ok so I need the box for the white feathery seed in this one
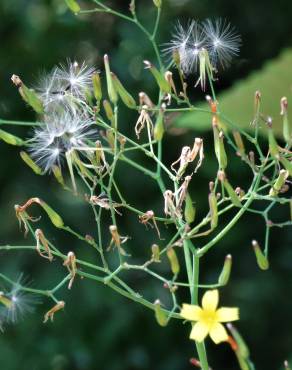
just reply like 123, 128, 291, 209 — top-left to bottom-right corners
203, 18, 241, 69
164, 18, 241, 74
162, 21, 194, 69
36, 60, 95, 113
30, 111, 96, 172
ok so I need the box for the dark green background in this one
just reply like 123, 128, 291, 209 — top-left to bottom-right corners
0, 0, 292, 369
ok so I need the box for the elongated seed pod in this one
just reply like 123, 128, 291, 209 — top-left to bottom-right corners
154, 300, 168, 326
252, 240, 269, 270
167, 248, 180, 275
218, 254, 232, 286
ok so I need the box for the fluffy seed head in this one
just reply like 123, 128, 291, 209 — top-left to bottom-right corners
164, 18, 241, 74
30, 111, 96, 172
203, 18, 241, 69
0, 276, 39, 325
36, 60, 95, 113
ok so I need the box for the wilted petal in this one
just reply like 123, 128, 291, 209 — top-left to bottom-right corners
209, 322, 228, 344
181, 304, 203, 321
190, 322, 209, 342
202, 289, 218, 312
216, 307, 239, 322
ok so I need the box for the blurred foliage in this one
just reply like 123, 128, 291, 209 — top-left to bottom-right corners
0, 0, 292, 370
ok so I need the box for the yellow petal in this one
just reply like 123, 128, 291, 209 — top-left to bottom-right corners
190, 322, 209, 342
209, 323, 229, 344
181, 304, 203, 321
216, 307, 239, 322
202, 289, 219, 311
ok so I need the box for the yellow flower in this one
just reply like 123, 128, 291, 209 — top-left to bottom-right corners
180, 289, 239, 344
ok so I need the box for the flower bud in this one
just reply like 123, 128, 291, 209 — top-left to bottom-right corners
11, 74, 44, 114
208, 182, 218, 229
36, 199, 64, 228
64, 0, 80, 13
184, 192, 196, 224
154, 300, 168, 326
218, 254, 232, 286
218, 171, 241, 207
104, 54, 118, 104
213, 120, 227, 169
284, 361, 291, 370
167, 248, 180, 275
106, 129, 115, 151
20, 151, 42, 175
154, 104, 165, 141
269, 169, 289, 196
103, 99, 114, 122
252, 240, 269, 270
153, 0, 162, 8
143, 60, 171, 93
0, 128, 24, 146
266, 117, 279, 159
280, 97, 291, 145
151, 244, 160, 263
232, 130, 245, 158
92, 72, 102, 102
111, 72, 136, 109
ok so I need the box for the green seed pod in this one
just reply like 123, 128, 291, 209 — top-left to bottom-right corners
106, 129, 115, 151
213, 122, 227, 169
280, 156, 292, 177
11, 75, 44, 114
0, 129, 24, 146
167, 248, 180, 275
52, 165, 65, 186
153, 105, 165, 141
218, 254, 232, 286
103, 99, 114, 122
143, 60, 171, 94
64, 0, 80, 13
104, 54, 118, 104
184, 192, 196, 224
218, 171, 241, 207
39, 199, 64, 228
154, 300, 168, 327
227, 323, 250, 359
252, 240, 269, 270
111, 73, 136, 109
266, 118, 279, 159
208, 183, 218, 229
280, 97, 291, 145
232, 130, 245, 158
153, 0, 162, 8
92, 72, 102, 102
151, 244, 160, 263
269, 169, 289, 196
20, 151, 42, 175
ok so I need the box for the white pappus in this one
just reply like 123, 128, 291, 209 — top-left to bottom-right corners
36, 60, 95, 113
30, 111, 97, 172
164, 18, 241, 74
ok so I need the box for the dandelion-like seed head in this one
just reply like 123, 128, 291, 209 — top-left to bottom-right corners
162, 20, 194, 69
30, 111, 96, 172
0, 276, 39, 326
37, 60, 95, 113
203, 18, 241, 69
164, 18, 241, 76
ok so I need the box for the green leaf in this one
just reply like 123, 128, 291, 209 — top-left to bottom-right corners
174, 49, 292, 138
